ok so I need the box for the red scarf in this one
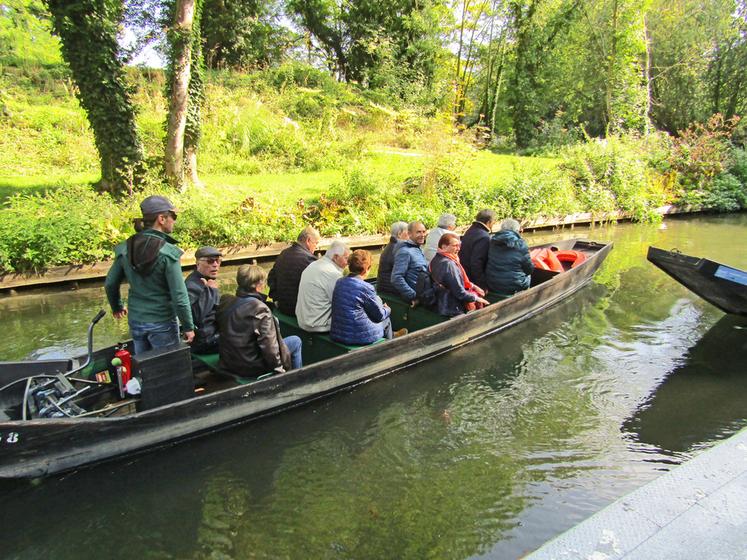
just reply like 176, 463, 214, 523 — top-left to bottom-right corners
436, 250, 472, 289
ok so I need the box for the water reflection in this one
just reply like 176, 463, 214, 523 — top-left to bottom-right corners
623, 314, 747, 454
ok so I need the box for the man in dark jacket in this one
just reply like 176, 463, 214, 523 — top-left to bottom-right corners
217, 264, 302, 377
459, 209, 496, 292
391, 221, 428, 304
485, 218, 534, 297
268, 226, 320, 315
105, 195, 194, 354
376, 221, 409, 295
185, 246, 222, 354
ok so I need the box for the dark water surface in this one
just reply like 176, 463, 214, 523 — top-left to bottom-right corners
1, 214, 746, 559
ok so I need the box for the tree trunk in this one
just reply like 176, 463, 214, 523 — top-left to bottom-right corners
165, 0, 195, 191
44, 0, 144, 195
491, 26, 508, 134
643, 14, 652, 136
184, 0, 205, 189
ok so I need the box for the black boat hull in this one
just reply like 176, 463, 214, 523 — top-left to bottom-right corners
647, 246, 747, 316
0, 239, 612, 478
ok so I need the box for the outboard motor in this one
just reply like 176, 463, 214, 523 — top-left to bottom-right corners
27, 373, 88, 418
16, 310, 106, 420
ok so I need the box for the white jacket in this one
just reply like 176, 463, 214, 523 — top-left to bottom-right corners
295, 255, 344, 332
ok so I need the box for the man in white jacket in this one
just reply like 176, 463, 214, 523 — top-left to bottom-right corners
296, 240, 351, 332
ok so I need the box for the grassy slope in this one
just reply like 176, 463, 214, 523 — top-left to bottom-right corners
0, 61, 558, 209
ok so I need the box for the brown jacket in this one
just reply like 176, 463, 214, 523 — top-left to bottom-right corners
217, 291, 290, 377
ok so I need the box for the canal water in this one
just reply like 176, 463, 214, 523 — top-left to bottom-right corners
0, 213, 746, 559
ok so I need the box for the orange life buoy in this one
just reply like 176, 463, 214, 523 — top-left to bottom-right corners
555, 250, 586, 268
530, 248, 564, 273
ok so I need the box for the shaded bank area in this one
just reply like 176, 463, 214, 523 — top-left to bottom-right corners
0, 215, 746, 559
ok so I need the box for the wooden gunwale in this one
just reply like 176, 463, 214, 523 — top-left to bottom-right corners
0, 239, 612, 478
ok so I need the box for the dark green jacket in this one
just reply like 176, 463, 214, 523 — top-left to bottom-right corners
104, 229, 194, 331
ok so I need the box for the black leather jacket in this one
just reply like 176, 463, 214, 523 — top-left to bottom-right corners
216, 291, 289, 377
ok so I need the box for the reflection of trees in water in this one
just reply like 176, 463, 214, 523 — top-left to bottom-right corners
0, 286, 130, 361
194, 470, 250, 560
624, 314, 747, 455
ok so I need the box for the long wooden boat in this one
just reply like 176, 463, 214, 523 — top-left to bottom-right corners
0, 238, 612, 479
647, 246, 747, 316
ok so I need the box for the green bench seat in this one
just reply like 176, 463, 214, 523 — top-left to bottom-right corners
273, 309, 386, 365
192, 353, 270, 384
377, 292, 446, 332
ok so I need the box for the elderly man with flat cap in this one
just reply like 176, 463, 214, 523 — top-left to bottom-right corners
105, 195, 195, 354
185, 246, 222, 354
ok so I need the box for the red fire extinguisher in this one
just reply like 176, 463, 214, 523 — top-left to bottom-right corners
112, 346, 132, 398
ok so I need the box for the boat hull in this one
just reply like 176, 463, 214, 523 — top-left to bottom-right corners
0, 239, 612, 479
647, 246, 747, 316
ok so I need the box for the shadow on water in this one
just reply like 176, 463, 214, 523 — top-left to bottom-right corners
0, 285, 608, 560
623, 313, 747, 455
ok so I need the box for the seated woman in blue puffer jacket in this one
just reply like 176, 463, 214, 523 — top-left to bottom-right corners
331, 250, 402, 345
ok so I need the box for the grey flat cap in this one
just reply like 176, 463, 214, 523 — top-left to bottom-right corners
140, 195, 177, 216
195, 246, 223, 259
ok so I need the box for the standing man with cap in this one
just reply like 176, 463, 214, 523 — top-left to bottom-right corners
185, 246, 222, 354
105, 195, 195, 354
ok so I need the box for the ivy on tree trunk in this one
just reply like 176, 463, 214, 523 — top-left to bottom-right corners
44, 0, 145, 195
184, 0, 205, 187
164, 0, 195, 191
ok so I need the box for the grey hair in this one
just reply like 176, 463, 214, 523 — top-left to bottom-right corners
297, 225, 321, 244
325, 239, 349, 259
408, 221, 424, 234
500, 218, 521, 233
389, 221, 408, 237
236, 264, 267, 292
475, 209, 496, 225
437, 213, 457, 228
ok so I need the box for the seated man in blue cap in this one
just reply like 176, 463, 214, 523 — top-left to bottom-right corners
105, 195, 195, 354
185, 246, 222, 354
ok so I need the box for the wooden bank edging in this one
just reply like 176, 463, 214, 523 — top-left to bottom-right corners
0, 205, 686, 293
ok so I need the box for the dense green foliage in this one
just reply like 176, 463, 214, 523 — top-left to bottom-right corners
42, 0, 145, 193
286, 0, 446, 98
0, 185, 128, 272
200, 0, 288, 69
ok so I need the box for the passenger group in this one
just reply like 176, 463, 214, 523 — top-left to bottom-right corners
105, 196, 534, 381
